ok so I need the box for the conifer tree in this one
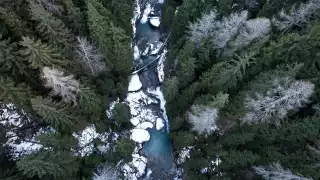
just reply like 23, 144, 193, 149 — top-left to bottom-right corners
200, 51, 256, 93
164, 76, 179, 102
19, 37, 64, 69
36, 132, 77, 150
93, 163, 120, 180
17, 150, 78, 179
0, 38, 29, 78
0, 7, 29, 37
30, 96, 76, 129
75, 36, 105, 76
28, 0, 74, 49
253, 163, 312, 180
0, 76, 31, 107
242, 77, 314, 125
87, 0, 131, 75
220, 150, 259, 169
272, 0, 320, 31
41, 67, 79, 104
78, 86, 101, 116
187, 92, 229, 135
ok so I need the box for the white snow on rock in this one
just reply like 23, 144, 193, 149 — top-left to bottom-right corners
73, 125, 98, 156
128, 74, 142, 92
137, 121, 154, 129
72, 124, 115, 156
122, 153, 148, 179
156, 118, 164, 130
130, 117, 140, 126
126, 91, 157, 116
176, 146, 193, 165
201, 155, 222, 174
141, 4, 153, 24
157, 49, 167, 83
106, 98, 119, 118
150, 42, 163, 55
131, 129, 150, 143
142, 44, 150, 56
148, 87, 169, 131
0, 105, 51, 159
134, 45, 140, 60
132, 0, 141, 37
158, 0, 164, 3
149, 17, 161, 27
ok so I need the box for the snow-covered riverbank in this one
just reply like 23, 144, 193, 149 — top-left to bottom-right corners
121, 0, 174, 178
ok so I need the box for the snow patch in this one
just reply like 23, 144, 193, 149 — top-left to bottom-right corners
150, 42, 163, 55
106, 98, 119, 118
156, 118, 164, 130
72, 125, 115, 156
0, 105, 51, 159
132, 0, 141, 37
176, 146, 193, 165
141, 4, 153, 24
149, 17, 161, 27
131, 129, 150, 143
134, 45, 140, 60
122, 153, 148, 179
158, 0, 164, 3
73, 125, 98, 156
128, 74, 142, 92
130, 117, 140, 126
147, 87, 169, 131
137, 122, 154, 129
157, 49, 167, 83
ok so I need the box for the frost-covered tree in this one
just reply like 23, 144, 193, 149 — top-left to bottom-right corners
242, 77, 314, 125
40, 0, 63, 16
224, 18, 271, 56
188, 10, 270, 56
253, 163, 312, 180
187, 92, 229, 135
41, 67, 79, 104
272, 0, 320, 31
75, 36, 105, 76
213, 10, 248, 49
188, 10, 248, 48
93, 163, 120, 180
188, 10, 218, 45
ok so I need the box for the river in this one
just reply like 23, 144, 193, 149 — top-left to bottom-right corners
123, 0, 174, 179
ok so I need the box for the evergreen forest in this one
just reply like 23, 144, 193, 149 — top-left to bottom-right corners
1, 0, 320, 179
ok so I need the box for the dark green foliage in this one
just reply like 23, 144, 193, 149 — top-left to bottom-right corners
221, 132, 255, 147
31, 96, 76, 130
19, 37, 64, 69
112, 103, 131, 127
78, 86, 102, 120
36, 132, 77, 150
16, 150, 78, 179
0, 6, 30, 37
0, 0, 132, 179
0, 76, 31, 106
200, 51, 256, 93
0, 38, 29, 78
220, 150, 260, 169
170, 131, 196, 150
28, 0, 75, 50
164, 76, 179, 102
115, 139, 135, 162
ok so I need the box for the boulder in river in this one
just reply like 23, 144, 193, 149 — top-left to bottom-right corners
149, 17, 160, 27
